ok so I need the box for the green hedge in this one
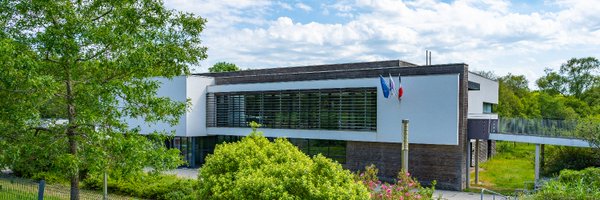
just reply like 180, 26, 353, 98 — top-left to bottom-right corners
528, 167, 600, 200
82, 173, 196, 200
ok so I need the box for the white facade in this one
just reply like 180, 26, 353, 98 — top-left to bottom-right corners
133, 74, 463, 145
467, 72, 499, 118
125, 76, 214, 137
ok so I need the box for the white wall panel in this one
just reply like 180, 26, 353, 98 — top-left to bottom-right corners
468, 72, 499, 114
125, 76, 187, 136
186, 76, 215, 136
206, 74, 460, 145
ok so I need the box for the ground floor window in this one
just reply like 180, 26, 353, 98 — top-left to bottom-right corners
166, 136, 346, 167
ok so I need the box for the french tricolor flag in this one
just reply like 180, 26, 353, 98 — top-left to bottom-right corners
398, 73, 404, 99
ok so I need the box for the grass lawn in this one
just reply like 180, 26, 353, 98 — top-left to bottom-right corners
470, 141, 536, 194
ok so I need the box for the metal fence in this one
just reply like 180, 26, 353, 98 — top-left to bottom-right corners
0, 175, 135, 200
497, 118, 581, 139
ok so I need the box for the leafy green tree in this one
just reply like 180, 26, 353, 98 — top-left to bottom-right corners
208, 61, 240, 72
496, 74, 531, 117
559, 57, 600, 98
198, 122, 369, 199
0, 1, 206, 199
536, 68, 567, 96
537, 57, 599, 98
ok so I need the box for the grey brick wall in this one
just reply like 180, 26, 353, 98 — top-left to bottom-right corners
344, 142, 466, 190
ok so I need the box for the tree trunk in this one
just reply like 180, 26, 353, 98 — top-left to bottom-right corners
66, 76, 80, 200
68, 131, 79, 200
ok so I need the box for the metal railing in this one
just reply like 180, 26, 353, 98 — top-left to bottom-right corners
0, 174, 134, 200
496, 118, 582, 139
480, 188, 512, 200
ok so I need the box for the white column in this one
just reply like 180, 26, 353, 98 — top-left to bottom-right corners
535, 143, 540, 182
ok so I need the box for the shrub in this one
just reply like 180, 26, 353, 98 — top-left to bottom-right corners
527, 167, 600, 200
355, 164, 437, 200
197, 122, 369, 199
542, 146, 600, 176
82, 172, 196, 200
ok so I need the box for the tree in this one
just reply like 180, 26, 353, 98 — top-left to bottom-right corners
559, 57, 600, 98
536, 68, 567, 96
537, 57, 600, 97
198, 122, 369, 199
0, 1, 207, 199
208, 61, 240, 72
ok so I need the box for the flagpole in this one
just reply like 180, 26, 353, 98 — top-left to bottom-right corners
402, 119, 409, 172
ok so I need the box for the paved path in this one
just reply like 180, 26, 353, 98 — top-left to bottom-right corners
435, 190, 505, 200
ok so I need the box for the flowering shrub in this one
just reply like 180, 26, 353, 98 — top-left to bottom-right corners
198, 122, 369, 199
356, 164, 437, 200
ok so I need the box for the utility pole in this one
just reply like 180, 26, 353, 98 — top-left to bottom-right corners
402, 119, 409, 172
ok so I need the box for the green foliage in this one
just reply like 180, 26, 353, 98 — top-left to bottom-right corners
209, 62, 240, 72
355, 165, 437, 200
82, 172, 196, 200
527, 167, 600, 200
198, 126, 369, 199
575, 115, 600, 150
543, 146, 600, 176
0, 0, 207, 198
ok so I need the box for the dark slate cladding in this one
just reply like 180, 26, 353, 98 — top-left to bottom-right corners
196, 60, 466, 85
196, 60, 415, 78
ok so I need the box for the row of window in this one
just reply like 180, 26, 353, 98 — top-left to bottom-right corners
206, 88, 377, 131
165, 136, 347, 166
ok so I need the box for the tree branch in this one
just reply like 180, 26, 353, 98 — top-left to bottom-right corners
91, 6, 113, 22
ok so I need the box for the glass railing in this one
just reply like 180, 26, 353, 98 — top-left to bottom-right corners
496, 118, 581, 139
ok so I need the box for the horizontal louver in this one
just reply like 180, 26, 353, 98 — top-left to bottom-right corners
206, 88, 377, 131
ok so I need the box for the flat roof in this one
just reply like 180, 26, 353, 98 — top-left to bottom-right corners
194, 60, 468, 85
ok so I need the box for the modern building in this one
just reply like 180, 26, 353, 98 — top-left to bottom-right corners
126, 60, 499, 190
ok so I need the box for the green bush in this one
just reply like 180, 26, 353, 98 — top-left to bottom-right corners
527, 167, 600, 200
198, 122, 369, 199
82, 172, 196, 200
542, 146, 600, 176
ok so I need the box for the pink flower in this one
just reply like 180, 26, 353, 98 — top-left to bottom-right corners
360, 173, 364, 177
416, 194, 422, 199
386, 188, 392, 195
408, 182, 414, 187
405, 192, 410, 196
405, 172, 410, 177
399, 196, 404, 200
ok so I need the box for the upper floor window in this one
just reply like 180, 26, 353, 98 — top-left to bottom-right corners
206, 87, 377, 131
483, 102, 493, 114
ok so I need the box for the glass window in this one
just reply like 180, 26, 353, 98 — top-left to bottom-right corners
207, 88, 376, 131
483, 103, 493, 113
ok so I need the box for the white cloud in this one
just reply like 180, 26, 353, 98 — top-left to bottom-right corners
164, 0, 600, 85
295, 3, 312, 12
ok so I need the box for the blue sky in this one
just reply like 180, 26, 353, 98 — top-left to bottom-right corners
165, 0, 600, 86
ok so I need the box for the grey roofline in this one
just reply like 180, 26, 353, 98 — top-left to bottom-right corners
194, 60, 418, 77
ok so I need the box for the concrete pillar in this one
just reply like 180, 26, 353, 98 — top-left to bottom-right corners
475, 139, 480, 184
466, 140, 471, 189
535, 144, 540, 182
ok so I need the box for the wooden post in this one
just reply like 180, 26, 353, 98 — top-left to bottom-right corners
475, 139, 480, 184
402, 119, 409, 172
